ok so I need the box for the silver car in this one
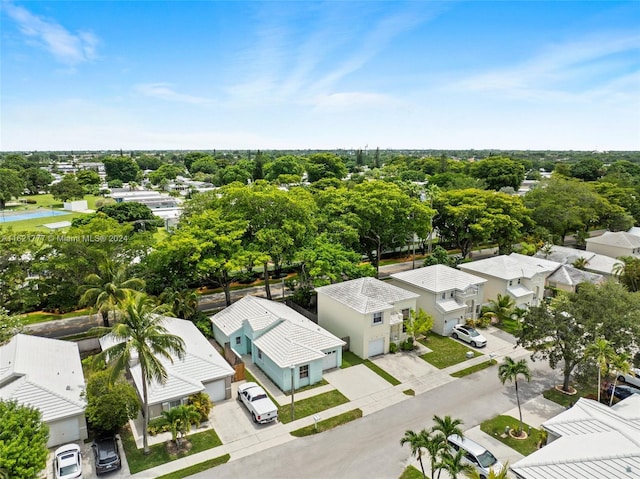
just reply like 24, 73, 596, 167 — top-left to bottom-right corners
451, 324, 487, 348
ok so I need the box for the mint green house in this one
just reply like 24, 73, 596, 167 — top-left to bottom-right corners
211, 296, 344, 392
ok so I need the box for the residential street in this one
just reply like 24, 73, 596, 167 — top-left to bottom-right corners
190, 356, 559, 479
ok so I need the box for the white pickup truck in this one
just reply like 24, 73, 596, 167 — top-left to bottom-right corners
237, 382, 279, 424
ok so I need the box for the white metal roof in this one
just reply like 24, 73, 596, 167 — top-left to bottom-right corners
586, 231, 640, 249
390, 264, 486, 293
511, 396, 640, 479
100, 316, 234, 406
0, 335, 86, 422
315, 277, 419, 314
460, 254, 560, 280
546, 265, 604, 287
534, 246, 622, 275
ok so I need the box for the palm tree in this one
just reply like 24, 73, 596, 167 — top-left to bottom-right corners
585, 337, 615, 402
571, 257, 589, 270
613, 256, 640, 292
79, 257, 145, 327
431, 414, 465, 441
435, 449, 474, 479
482, 294, 516, 326
464, 462, 510, 479
159, 288, 199, 320
161, 407, 183, 446
176, 404, 200, 441
400, 429, 429, 479
498, 357, 531, 437
608, 352, 632, 406
423, 432, 447, 479
98, 292, 185, 454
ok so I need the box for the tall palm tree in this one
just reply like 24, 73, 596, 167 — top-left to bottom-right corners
159, 288, 199, 320
431, 414, 465, 441
400, 429, 429, 479
423, 432, 447, 479
98, 292, 185, 454
585, 337, 615, 402
498, 357, 531, 437
464, 462, 510, 479
609, 352, 632, 406
79, 257, 145, 327
435, 449, 474, 479
482, 294, 516, 326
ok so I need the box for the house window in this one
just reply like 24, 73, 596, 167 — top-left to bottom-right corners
257, 349, 263, 360
373, 312, 383, 325
299, 365, 309, 379
450, 291, 454, 298
235, 336, 241, 345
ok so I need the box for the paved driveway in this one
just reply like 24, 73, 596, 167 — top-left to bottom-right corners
369, 350, 438, 383
324, 364, 392, 400
46, 436, 130, 479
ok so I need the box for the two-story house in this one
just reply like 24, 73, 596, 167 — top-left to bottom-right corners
389, 264, 487, 336
315, 277, 419, 359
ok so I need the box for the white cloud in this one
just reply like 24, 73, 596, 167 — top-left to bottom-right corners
3, 1, 98, 65
134, 83, 212, 105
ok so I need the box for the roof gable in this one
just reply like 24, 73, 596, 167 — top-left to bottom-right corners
315, 277, 418, 313
391, 264, 486, 292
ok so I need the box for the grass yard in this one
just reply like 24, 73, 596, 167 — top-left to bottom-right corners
480, 415, 543, 456
22, 309, 91, 325
495, 318, 522, 336
450, 359, 497, 378
284, 379, 329, 396
341, 350, 365, 368
542, 384, 598, 408
155, 454, 230, 479
403, 389, 415, 396
289, 409, 362, 437
121, 426, 223, 474
398, 465, 424, 479
279, 390, 349, 424
419, 333, 482, 369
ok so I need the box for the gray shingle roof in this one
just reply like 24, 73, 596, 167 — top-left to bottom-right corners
315, 277, 419, 313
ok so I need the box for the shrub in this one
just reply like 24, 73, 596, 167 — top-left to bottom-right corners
401, 338, 415, 351
188, 392, 213, 423
147, 416, 170, 436
389, 342, 398, 354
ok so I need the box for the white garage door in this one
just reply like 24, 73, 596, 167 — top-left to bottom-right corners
48, 418, 80, 448
204, 379, 227, 402
368, 338, 385, 358
323, 350, 338, 370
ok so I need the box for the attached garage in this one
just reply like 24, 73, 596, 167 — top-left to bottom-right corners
47, 416, 85, 448
204, 379, 227, 403
322, 350, 339, 370
368, 338, 385, 358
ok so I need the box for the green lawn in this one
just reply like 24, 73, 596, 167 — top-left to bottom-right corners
290, 409, 362, 437
543, 384, 597, 408
480, 415, 543, 456
450, 359, 497, 378
341, 350, 365, 368
22, 308, 91, 325
495, 318, 522, 336
284, 379, 329, 396
419, 333, 482, 369
398, 465, 424, 479
403, 389, 415, 396
155, 454, 230, 479
279, 390, 349, 424
121, 426, 223, 474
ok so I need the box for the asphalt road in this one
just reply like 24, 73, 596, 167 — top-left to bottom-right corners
190, 358, 559, 479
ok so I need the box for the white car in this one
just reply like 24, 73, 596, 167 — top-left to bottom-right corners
451, 324, 487, 348
618, 368, 640, 389
53, 443, 83, 479
237, 382, 279, 424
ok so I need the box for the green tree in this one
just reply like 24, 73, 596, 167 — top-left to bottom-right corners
79, 257, 146, 327
431, 414, 465, 442
135, 155, 163, 171
585, 337, 615, 402
404, 309, 434, 344
570, 158, 604, 181
84, 369, 140, 435
423, 246, 457, 267
435, 449, 474, 479
148, 163, 185, 185
0, 400, 49, 479
482, 294, 516, 326
264, 155, 306, 183
97, 202, 161, 232
21, 167, 54, 195
498, 356, 531, 437
97, 293, 186, 453
50, 174, 85, 201
613, 256, 640, 292
103, 156, 140, 183
0, 308, 23, 346
469, 157, 525, 191
400, 429, 429, 479
76, 169, 101, 191
464, 463, 510, 479
305, 152, 348, 183
608, 352, 632, 406
159, 288, 199, 321
0, 168, 25, 208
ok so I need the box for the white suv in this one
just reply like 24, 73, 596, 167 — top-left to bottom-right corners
451, 324, 487, 348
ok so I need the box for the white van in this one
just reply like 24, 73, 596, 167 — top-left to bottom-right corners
447, 434, 503, 479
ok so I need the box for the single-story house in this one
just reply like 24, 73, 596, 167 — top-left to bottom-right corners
458, 253, 560, 309
0, 334, 87, 447
534, 245, 622, 277
315, 277, 419, 359
389, 264, 487, 336
511, 395, 640, 479
99, 316, 234, 419
585, 231, 640, 259
211, 296, 344, 392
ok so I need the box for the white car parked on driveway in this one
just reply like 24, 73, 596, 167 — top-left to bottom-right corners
237, 382, 279, 424
53, 443, 83, 479
451, 324, 487, 348
618, 367, 640, 389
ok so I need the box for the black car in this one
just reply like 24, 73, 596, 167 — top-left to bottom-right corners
92, 437, 121, 475
607, 384, 640, 401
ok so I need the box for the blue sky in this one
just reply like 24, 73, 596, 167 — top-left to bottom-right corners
1, 1, 639, 151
